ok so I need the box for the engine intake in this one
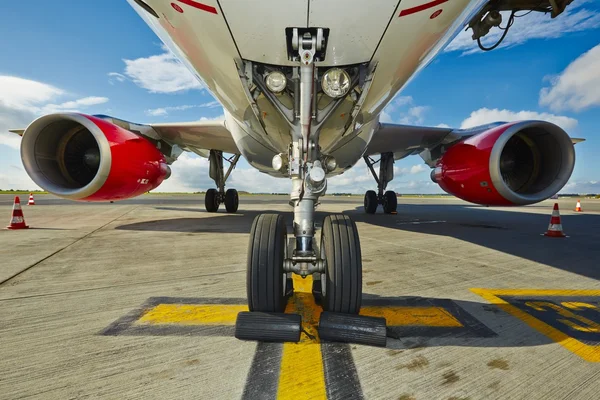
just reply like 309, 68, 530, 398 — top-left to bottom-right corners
21, 113, 170, 201
433, 121, 575, 205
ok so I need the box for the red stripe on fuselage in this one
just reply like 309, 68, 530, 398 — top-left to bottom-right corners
399, 0, 448, 17
177, 0, 218, 14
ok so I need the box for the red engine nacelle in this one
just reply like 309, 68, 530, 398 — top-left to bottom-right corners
21, 113, 170, 201
433, 121, 575, 205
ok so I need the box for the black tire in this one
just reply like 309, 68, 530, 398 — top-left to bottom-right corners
247, 214, 288, 312
205, 188, 219, 212
364, 190, 378, 214
224, 188, 239, 213
285, 274, 294, 298
312, 274, 323, 305
383, 190, 397, 214
320, 214, 362, 314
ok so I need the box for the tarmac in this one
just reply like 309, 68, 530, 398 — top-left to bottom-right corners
1, 194, 600, 400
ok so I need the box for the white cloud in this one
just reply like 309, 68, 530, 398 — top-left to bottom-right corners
539, 44, 600, 112
229, 168, 290, 193
155, 152, 212, 192
40, 96, 109, 114
387, 96, 413, 110
145, 101, 221, 117
561, 180, 600, 194
399, 106, 429, 125
147, 108, 168, 117
394, 164, 429, 176
0, 75, 109, 150
156, 152, 289, 193
0, 76, 64, 111
0, 106, 34, 149
116, 48, 203, 94
381, 96, 430, 125
460, 108, 578, 132
379, 109, 394, 123
447, 7, 600, 55
0, 164, 39, 191
435, 123, 451, 128
108, 72, 126, 84
324, 161, 434, 194
410, 164, 427, 174
328, 164, 373, 193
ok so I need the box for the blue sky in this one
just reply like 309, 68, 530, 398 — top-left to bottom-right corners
1, 1, 599, 194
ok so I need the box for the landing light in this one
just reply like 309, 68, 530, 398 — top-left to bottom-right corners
272, 153, 288, 172
321, 68, 350, 99
265, 71, 287, 93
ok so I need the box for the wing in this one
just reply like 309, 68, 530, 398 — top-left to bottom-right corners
365, 123, 454, 159
366, 122, 584, 161
92, 115, 238, 157
150, 120, 238, 155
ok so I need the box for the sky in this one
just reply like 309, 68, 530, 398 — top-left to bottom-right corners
0, 1, 599, 194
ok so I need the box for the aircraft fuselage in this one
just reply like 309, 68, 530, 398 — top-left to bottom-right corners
130, 0, 486, 175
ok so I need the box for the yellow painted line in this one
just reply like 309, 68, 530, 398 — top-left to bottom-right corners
360, 306, 463, 327
138, 304, 248, 325
292, 274, 313, 293
471, 288, 600, 362
278, 275, 326, 400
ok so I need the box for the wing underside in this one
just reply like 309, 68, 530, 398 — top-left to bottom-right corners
150, 120, 238, 155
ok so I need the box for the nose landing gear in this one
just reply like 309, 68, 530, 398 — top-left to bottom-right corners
236, 28, 389, 347
244, 27, 363, 316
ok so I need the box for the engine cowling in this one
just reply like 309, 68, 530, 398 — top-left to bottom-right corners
433, 121, 575, 205
21, 113, 170, 201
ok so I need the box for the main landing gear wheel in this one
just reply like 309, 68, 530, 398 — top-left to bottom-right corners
205, 188, 219, 212
247, 214, 289, 312
364, 190, 378, 214
224, 188, 239, 213
383, 190, 397, 214
319, 214, 362, 314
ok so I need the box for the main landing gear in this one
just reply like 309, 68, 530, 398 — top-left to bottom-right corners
363, 152, 397, 214
204, 150, 241, 213
244, 27, 362, 315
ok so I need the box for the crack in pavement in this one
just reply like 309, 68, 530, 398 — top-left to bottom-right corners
0, 206, 140, 288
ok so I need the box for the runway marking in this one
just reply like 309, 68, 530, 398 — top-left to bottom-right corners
139, 304, 247, 325
277, 276, 327, 399
102, 287, 495, 399
361, 306, 462, 327
472, 288, 600, 362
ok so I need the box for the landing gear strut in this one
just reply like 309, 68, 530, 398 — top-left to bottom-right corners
204, 150, 240, 213
245, 27, 362, 314
363, 152, 397, 214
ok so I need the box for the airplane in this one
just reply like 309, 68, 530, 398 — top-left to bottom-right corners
12, 0, 581, 315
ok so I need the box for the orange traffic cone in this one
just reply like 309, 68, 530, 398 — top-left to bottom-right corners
6, 196, 29, 230
28, 193, 35, 206
574, 199, 582, 212
543, 203, 565, 238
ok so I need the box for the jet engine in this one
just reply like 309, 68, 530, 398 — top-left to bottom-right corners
20, 113, 170, 201
432, 121, 575, 205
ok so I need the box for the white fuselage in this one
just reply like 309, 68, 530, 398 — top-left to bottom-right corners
130, 0, 486, 175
